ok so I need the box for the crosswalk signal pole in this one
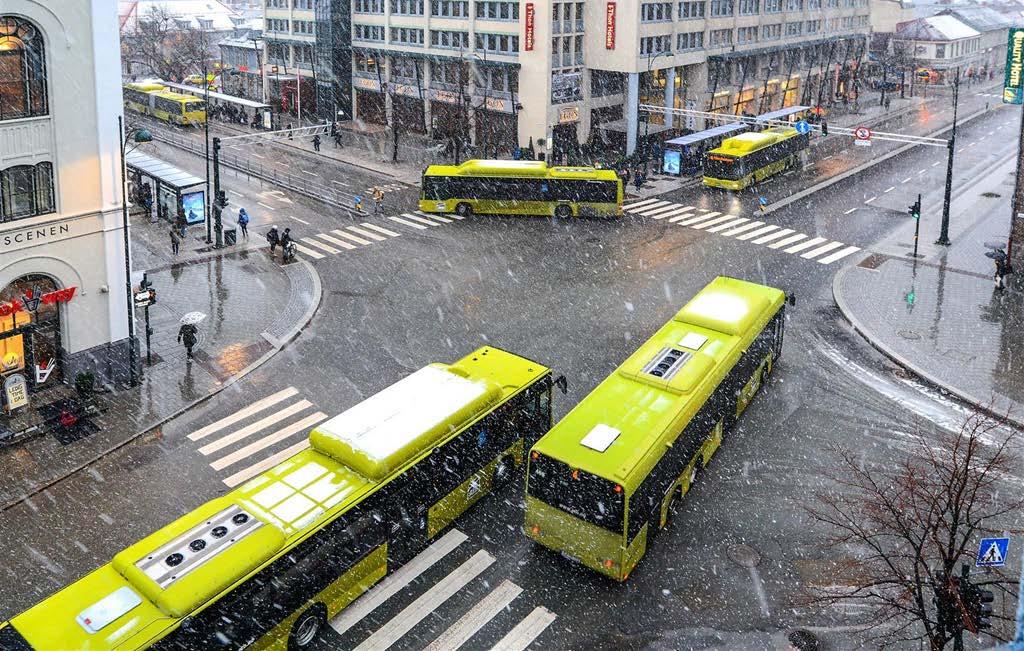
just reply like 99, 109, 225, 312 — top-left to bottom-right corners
212, 137, 223, 248
910, 194, 922, 258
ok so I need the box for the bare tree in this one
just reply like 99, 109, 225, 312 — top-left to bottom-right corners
122, 6, 210, 82
804, 408, 1023, 649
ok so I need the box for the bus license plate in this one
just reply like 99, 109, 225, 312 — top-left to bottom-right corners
436, 202, 445, 211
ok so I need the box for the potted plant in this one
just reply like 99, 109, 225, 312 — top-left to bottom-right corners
74, 371, 95, 399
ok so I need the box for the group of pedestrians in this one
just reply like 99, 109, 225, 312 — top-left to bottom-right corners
619, 167, 646, 193
354, 187, 387, 215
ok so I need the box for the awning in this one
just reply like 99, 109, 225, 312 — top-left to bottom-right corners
598, 118, 674, 135
125, 151, 205, 191
665, 122, 746, 147
755, 105, 810, 123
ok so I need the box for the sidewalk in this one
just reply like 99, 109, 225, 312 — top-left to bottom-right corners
0, 213, 322, 510
833, 151, 1024, 427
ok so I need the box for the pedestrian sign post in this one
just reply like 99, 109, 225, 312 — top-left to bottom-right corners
794, 120, 811, 135
976, 537, 1009, 567
854, 126, 872, 146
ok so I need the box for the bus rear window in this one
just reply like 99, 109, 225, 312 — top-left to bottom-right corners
528, 453, 623, 533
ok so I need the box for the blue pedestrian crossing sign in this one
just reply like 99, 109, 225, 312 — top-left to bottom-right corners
976, 537, 1009, 567
795, 120, 812, 135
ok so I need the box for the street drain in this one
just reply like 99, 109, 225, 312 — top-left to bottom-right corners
727, 543, 761, 568
898, 329, 922, 340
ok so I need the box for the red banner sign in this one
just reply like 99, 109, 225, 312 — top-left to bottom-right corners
605, 2, 616, 50
0, 286, 77, 317
525, 3, 535, 51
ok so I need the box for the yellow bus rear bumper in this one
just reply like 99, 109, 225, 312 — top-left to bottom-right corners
524, 496, 626, 580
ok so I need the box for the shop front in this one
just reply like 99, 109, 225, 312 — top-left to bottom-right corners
125, 151, 206, 227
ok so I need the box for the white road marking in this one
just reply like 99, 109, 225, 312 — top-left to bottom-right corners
301, 237, 340, 254
423, 580, 523, 651
346, 226, 387, 241
865, 196, 877, 204
631, 201, 674, 216
252, 153, 264, 159
198, 400, 314, 455
388, 216, 428, 230
690, 214, 737, 230
258, 201, 276, 210
332, 179, 351, 187
302, 170, 318, 176
315, 233, 357, 250
883, 186, 895, 193
223, 439, 310, 487
843, 208, 857, 215
228, 189, 244, 197
287, 215, 310, 225
706, 217, 749, 233
623, 198, 662, 210
968, 141, 977, 147
768, 233, 807, 249
751, 228, 793, 244
676, 211, 720, 226
490, 607, 558, 651
817, 245, 861, 264
332, 229, 372, 245
331, 530, 468, 635
720, 221, 764, 237
210, 412, 327, 471
784, 236, 827, 254
294, 244, 325, 259
400, 213, 439, 227
918, 169, 927, 175
901, 177, 912, 183
644, 204, 690, 218
736, 224, 779, 241
416, 211, 453, 224
362, 222, 401, 237
353, 550, 495, 651
800, 240, 845, 259
667, 212, 695, 223
958, 147, 966, 153
932, 161, 941, 166
654, 207, 691, 221
188, 387, 299, 441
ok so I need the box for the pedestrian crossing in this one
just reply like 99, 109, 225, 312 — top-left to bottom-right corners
623, 198, 862, 265
286, 211, 456, 261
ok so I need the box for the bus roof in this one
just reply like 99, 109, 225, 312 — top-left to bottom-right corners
8, 346, 548, 649
423, 159, 618, 181
709, 126, 798, 156
531, 277, 784, 490
124, 82, 165, 92
151, 90, 200, 103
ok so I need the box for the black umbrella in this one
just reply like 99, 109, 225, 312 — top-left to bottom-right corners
984, 240, 1008, 251
985, 250, 1007, 261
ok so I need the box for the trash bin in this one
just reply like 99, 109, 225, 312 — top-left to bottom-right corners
224, 228, 237, 246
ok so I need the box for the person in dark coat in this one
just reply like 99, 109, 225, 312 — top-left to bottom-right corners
280, 227, 292, 250
313, 134, 321, 152
177, 323, 198, 359
266, 225, 280, 254
237, 208, 250, 238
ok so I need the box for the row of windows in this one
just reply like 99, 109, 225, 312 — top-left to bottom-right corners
1, 163, 54, 222
264, 19, 315, 37
354, 24, 385, 41
391, 27, 424, 45
268, 0, 313, 7
653, 0, 863, 19
475, 32, 519, 55
391, 0, 424, 14
642, 2, 673, 22
640, 35, 672, 56
354, 0, 384, 12
677, 31, 703, 50
639, 19, 866, 54
265, 18, 288, 32
431, 29, 469, 49
422, 177, 619, 203
478, 1, 519, 20
364, 0, 518, 17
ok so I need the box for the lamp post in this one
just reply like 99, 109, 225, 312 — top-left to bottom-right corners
937, 66, 959, 246
643, 49, 672, 164
117, 116, 152, 388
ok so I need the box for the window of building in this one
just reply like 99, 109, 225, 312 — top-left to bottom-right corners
764, 0, 782, 12
475, 1, 519, 20
391, 0, 425, 14
390, 27, 424, 45
786, 0, 802, 10
761, 23, 781, 40
430, 29, 469, 48
431, 0, 469, 17
639, 35, 671, 55
805, 19, 820, 32
392, 57, 422, 79
737, 26, 757, 43
0, 17, 48, 121
807, 0, 820, 8
641, 2, 672, 21
267, 0, 287, 7
676, 31, 703, 50
354, 0, 385, 12
840, 15, 852, 28
431, 59, 465, 84
738, 0, 759, 15
574, 34, 583, 64
293, 20, 315, 35
294, 45, 314, 65
826, 16, 838, 30
709, 0, 734, 16
293, 0, 314, 8
353, 51, 378, 73
266, 18, 289, 32
709, 28, 732, 46
267, 41, 289, 64
825, 0, 838, 7
1, 163, 54, 221
353, 24, 385, 41
678, 1, 706, 18
785, 21, 802, 36
475, 32, 519, 54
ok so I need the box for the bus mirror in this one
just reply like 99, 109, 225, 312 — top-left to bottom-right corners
787, 292, 796, 306
554, 375, 568, 394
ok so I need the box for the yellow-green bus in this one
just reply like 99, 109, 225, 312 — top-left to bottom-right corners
419, 159, 623, 218
702, 127, 808, 190
524, 277, 791, 581
123, 82, 207, 127
0, 346, 560, 650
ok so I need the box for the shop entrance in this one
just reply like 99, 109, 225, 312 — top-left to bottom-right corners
0, 275, 64, 397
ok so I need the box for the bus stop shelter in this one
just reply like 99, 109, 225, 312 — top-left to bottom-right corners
754, 105, 810, 125
161, 81, 274, 129
125, 150, 206, 227
662, 122, 747, 175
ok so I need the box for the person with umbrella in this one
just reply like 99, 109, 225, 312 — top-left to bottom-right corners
984, 241, 1011, 291
177, 312, 205, 360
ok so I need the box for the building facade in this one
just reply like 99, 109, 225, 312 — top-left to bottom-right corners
1, 1, 133, 406
264, 0, 321, 116
894, 15, 984, 83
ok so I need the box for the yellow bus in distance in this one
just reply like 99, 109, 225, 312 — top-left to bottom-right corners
123, 82, 206, 126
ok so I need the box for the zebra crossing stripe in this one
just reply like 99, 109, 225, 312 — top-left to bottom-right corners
817, 245, 861, 264
768, 233, 807, 249
751, 228, 794, 244
800, 240, 844, 259
667, 212, 695, 223
736, 224, 779, 241
416, 211, 453, 224
223, 438, 310, 488
631, 201, 673, 215
643, 204, 688, 218
301, 237, 340, 254
623, 198, 661, 210
198, 400, 314, 456
352, 550, 496, 651
422, 580, 524, 651
389, 216, 428, 230
332, 229, 372, 246
677, 211, 720, 226
294, 244, 325, 259
401, 213, 440, 226
441, 211, 465, 220
721, 221, 764, 237
490, 606, 558, 651
188, 387, 299, 441
706, 217, 749, 233
346, 226, 387, 241
690, 214, 736, 230
784, 236, 827, 254
316, 233, 357, 250
209, 411, 328, 471
331, 529, 469, 635
361, 222, 401, 237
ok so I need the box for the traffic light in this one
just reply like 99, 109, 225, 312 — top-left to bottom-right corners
217, 190, 229, 208
960, 579, 995, 633
908, 197, 921, 220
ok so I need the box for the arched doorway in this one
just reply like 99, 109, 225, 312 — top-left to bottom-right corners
0, 274, 64, 391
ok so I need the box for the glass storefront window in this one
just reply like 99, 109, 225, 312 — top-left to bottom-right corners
0, 275, 61, 387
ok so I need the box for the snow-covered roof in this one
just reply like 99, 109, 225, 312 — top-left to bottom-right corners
897, 15, 981, 41
938, 6, 1014, 32
119, 1, 239, 33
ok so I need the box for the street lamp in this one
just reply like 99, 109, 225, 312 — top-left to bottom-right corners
643, 49, 672, 163
117, 116, 152, 388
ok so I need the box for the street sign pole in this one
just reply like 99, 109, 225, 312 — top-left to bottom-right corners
938, 67, 960, 246
913, 193, 921, 258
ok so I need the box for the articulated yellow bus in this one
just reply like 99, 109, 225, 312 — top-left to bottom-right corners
1, 347, 559, 650
702, 127, 809, 190
524, 277, 790, 580
419, 159, 623, 218
123, 82, 207, 126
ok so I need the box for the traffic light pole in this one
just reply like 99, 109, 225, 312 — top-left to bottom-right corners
212, 136, 223, 248
913, 194, 922, 258
938, 67, 960, 246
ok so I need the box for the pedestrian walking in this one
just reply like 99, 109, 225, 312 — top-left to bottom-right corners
884, 96, 891, 111
354, 195, 364, 213
266, 225, 280, 254
372, 187, 385, 215
622, 168, 631, 186
333, 131, 343, 148
633, 170, 643, 193
237, 207, 250, 238
994, 257, 1009, 290
313, 134, 321, 152
177, 323, 198, 360
169, 226, 182, 256
286, 123, 293, 140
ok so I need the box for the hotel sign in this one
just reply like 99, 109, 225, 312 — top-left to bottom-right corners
605, 2, 616, 50
558, 106, 580, 124
525, 3, 535, 51
1004, 27, 1024, 104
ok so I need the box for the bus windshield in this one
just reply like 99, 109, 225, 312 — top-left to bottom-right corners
704, 155, 743, 180
528, 453, 623, 533
185, 101, 206, 113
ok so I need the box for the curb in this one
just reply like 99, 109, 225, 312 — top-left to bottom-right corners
0, 259, 323, 513
831, 262, 1024, 432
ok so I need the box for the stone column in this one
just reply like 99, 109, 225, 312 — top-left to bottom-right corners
422, 61, 433, 137
664, 67, 676, 129
626, 72, 639, 155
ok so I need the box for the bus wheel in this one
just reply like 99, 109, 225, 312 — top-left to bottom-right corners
289, 604, 327, 650
554, 205, 573, 219
455, 202, 472, 217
